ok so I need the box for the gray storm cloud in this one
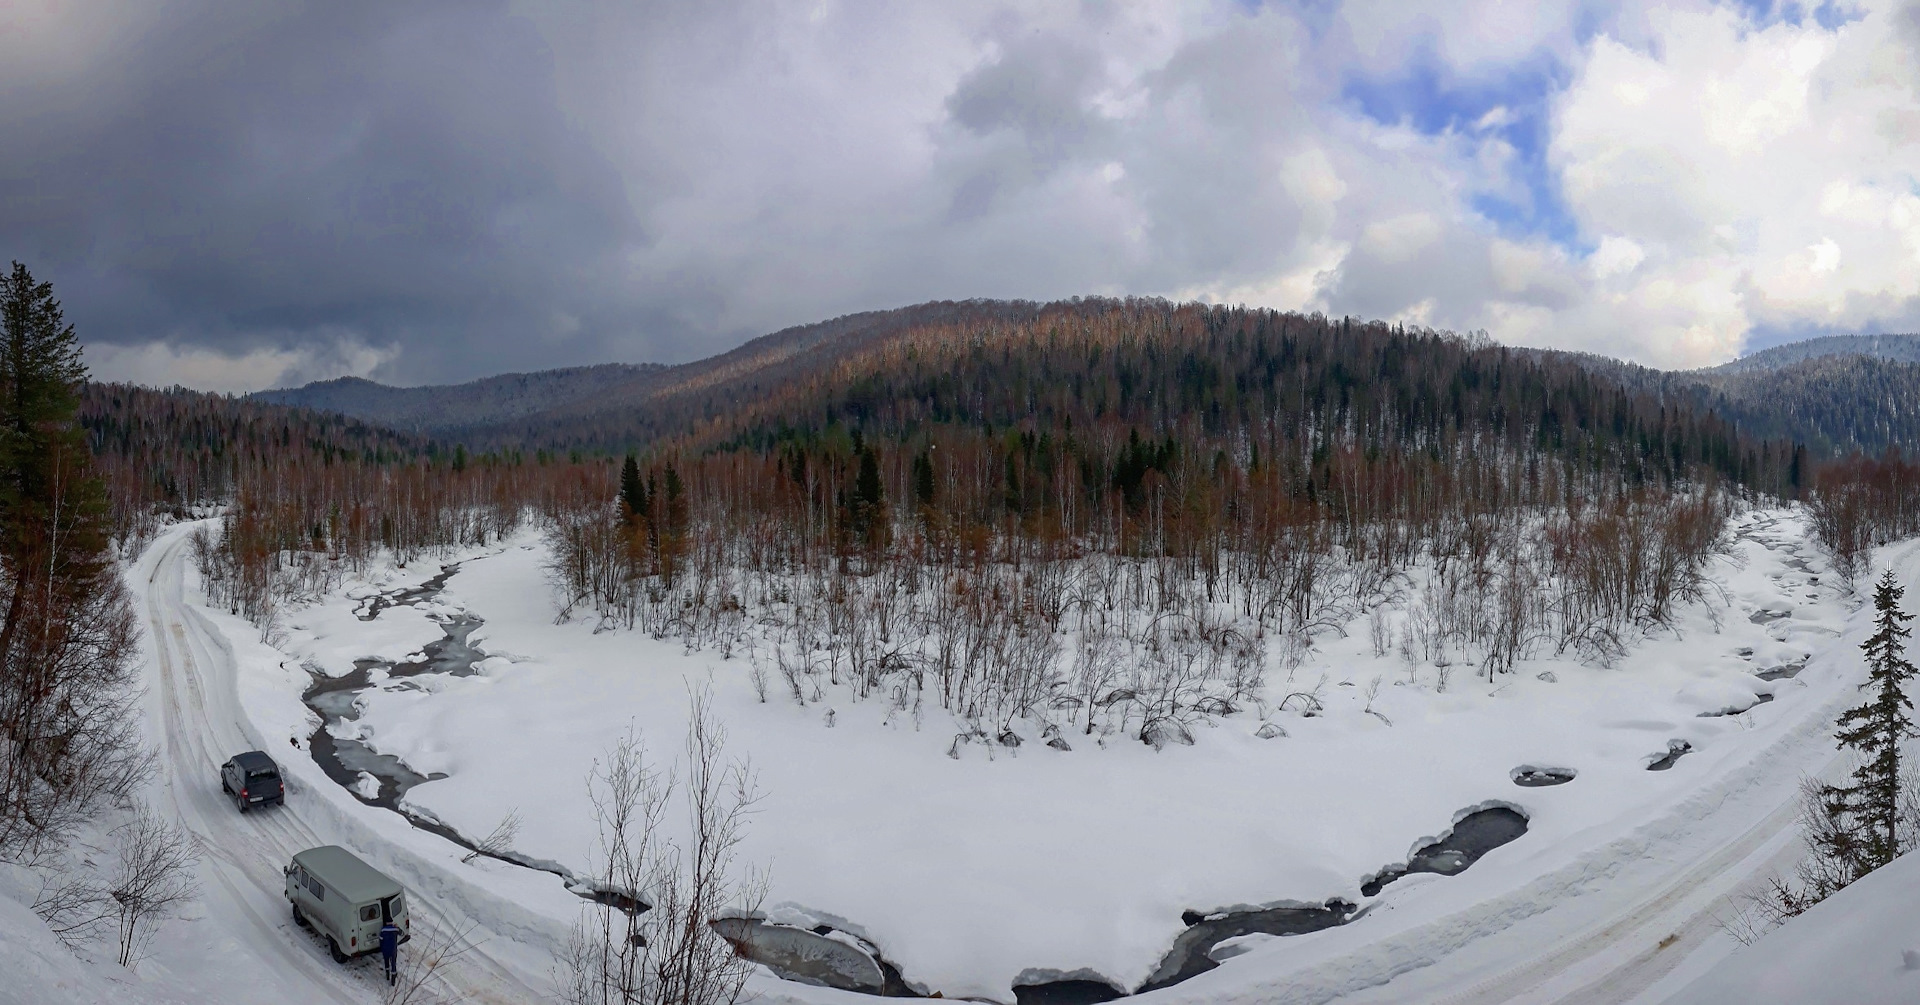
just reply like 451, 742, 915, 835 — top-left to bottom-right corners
4, 1, 1917, 390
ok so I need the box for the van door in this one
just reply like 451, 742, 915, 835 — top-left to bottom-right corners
381, 892, 409, 942
300, 870, 335, 939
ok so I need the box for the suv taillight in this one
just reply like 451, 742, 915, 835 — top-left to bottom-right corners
241, 788, 248, 799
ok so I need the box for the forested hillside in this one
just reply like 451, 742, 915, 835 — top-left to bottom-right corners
522, 299, 1768, 738
80, 384, 428, 551
1707, 333, 1920, 374
253, 299, 1920, 464
1702, 356, 1920, 456
1539, 349, 1920, 457
647, 299, 1795, 490
245, 301, 1044, 445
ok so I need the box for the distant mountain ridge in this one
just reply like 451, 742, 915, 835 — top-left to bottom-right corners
1706, 333, 1920, 374
251, 362, 664, 432
248, 306, 1920, 458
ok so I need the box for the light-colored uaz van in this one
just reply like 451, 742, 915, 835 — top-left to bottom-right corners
284, 845, 411, 962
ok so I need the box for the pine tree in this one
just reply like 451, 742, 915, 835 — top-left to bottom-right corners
0, 261, 95, 669
1827, 569, 1919, 868
0, 262, 141, 849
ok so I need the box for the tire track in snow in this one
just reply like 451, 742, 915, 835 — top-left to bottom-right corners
146, 550, 367, 1004
1412, 533, 1920, 1005
142, 527, 548, 1004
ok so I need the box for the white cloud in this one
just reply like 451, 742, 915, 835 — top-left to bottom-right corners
87, 336, 399, 393
1546, 1, 1920, 364
1361, 213, 1443, 264
1590, 235, 1646, 279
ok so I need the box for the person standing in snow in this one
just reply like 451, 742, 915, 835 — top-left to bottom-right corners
379, 913, 401, 985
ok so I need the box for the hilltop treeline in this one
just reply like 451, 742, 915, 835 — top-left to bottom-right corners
1703, 355, 1920, 457
1540, 348, 1920, 460
672, 300, 1798, 490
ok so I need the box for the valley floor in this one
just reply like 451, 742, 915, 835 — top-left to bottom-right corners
6, 505, 1911, 1005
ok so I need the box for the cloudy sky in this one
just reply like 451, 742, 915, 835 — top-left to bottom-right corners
3, 0, 1917, 390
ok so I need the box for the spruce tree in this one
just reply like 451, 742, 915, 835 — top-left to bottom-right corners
619, 454, 646, 522
854, 447, 884, 537
911, 450, 934, 509
1828, 569, 1918, 868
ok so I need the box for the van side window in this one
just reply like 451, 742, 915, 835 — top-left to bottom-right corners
307, 875, 324, 901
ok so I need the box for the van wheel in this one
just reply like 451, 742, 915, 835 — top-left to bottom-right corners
292, 904, 307, 929
328, 937, 347, 963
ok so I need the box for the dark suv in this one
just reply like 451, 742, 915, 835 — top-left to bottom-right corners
220, 751, 284, 812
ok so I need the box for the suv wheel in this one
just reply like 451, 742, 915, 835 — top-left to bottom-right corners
236, 792, 248, 813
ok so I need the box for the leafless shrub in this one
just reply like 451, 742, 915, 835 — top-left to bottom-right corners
1362, 675, 1391, 726
31, 869, 110, 949
0, 564, 147, 858
106, 808, 200, 967
462, 809, 522, 865
1368, 607, 1391, 658
383, 917, 484, 1005
557, 690, 765, 1005
746, 654, 769, 703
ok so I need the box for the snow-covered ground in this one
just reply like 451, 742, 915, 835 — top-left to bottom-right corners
1666, 841, 1920, 1004
7, 505, 1908, 1005
213, 507, 1881, 1001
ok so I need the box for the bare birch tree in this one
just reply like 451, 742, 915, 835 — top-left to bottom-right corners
558, 689, 764, 1005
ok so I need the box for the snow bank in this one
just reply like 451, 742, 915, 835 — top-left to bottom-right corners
1667, 850, 1920, 1004
0, 865, 155, 1005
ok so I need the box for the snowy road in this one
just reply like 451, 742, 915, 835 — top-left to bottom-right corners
139, 527, 549, 1004
1323, 533, 1920, 1005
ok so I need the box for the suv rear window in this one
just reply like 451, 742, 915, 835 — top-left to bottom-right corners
247, 768, 278, 779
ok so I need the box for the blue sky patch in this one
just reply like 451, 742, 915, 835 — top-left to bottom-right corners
1726, 0, 1865, 30
1343, 43, 1584, 250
